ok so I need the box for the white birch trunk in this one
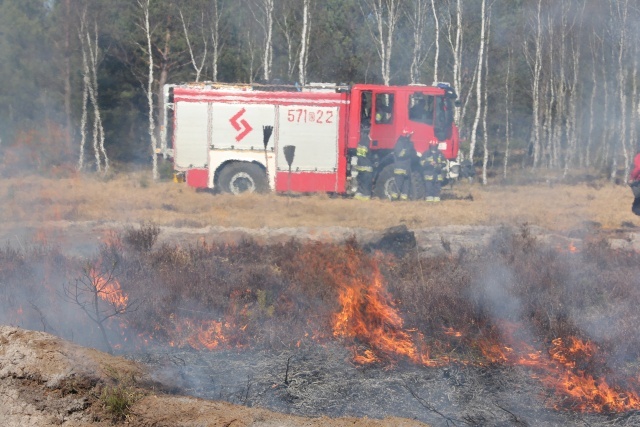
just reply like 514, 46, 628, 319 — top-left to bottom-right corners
250, 0, 274, 82
77, 18, 90, 172
481, 9, 490, 185
361, 0, 400, 86
298, 0, 311, 86
409, 0, 429, 84
138, 0, 158, 180
564, 38, 580, 177
503, 47, 512, 179
77, 11, 107, 173
469, 0, 486, 162
586, 34, 598, 168
87, 22, 108, 173
180, 9, 208, 83
553, 4, 567, 170
279, 15, 296, 80
211, 0, 221, 82
614, 0, 629, 182
452, 0, 463, 125
263, 0, 274, 81
529, 0, 543, 169
430, 0, 440, 83
78, 70, 88, 171
563, 2, 584, 176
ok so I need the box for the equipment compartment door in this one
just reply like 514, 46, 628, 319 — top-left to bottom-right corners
275, 105, 341, 192
174, 102, 209, 170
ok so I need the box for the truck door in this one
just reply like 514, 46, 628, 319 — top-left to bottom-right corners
433, 95, 454, 141
369, 92, 396, 149
407, 92, 436, 153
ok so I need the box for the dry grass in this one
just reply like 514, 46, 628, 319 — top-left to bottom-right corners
0, 172, 636, 231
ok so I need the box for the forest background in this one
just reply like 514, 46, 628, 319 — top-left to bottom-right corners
1, 0, 639, 184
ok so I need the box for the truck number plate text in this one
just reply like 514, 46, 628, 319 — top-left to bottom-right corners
287, 109, 334, 124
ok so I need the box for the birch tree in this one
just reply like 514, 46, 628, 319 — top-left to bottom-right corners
480, 7, 491, 185
250, 0, 275, 82
563, 2, 584, 177
276, 6, 298, 80
503, 46, 512, 179
78, 11, 108, 173
430, 0, 440, 83
529, 0, 543, 168
408, 0, 431, 84
137, 0, 158, 179
298, 0, 312, 86
209, 0, 223, 82
613, 0, 629, 181
179, 8, 208, 82
444, 0, 463, 125
468, 0, 487, 162
584, 33, 598, 168
360, 0, 402, 85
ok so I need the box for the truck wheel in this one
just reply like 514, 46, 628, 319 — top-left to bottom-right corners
218, 162, 268, 195
374, 164, 425, 200
373, 164, 397, 200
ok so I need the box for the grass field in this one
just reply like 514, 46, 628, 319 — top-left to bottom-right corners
0, 172, 637, 232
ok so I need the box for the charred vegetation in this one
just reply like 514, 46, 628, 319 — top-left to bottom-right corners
2, 225, 640, 422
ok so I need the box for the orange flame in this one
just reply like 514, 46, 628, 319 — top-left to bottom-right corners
90, 269, 128, 310
331, 259, 420, 364
479, 325, 640, 412
544, 337, 640, 412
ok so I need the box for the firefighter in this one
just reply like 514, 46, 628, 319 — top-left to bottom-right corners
354, 132, 374, 200
629, 149, 640, 215
391, 130, 415, 201
421, 140, 447, 202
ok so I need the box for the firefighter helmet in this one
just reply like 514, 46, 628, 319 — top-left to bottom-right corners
401, 128, 413, 137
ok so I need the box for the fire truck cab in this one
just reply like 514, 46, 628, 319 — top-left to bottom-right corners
161, 81, 460, 200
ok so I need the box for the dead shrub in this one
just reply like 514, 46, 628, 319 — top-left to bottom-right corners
123, 222, 160, 252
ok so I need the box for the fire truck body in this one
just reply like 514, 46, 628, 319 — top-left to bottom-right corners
163, 82, 460, 198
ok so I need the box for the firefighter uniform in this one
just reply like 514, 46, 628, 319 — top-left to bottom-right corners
421, 142, 447, 202
391, 135, 415, 201
354, 136, 374, 200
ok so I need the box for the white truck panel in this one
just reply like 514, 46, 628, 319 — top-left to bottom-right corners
211, 104, 276, 151
276, 105, 339, 172
174, 102, 209, 170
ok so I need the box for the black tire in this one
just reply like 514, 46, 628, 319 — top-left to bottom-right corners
373, 164, 425, 200
218, 162, 268, 194
373, 163, 397, 200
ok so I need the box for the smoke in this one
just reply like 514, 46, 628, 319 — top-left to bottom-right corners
470, 261, 520, 321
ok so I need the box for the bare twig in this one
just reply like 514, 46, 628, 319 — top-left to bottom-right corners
284, 355, 293, 385
403, 382, 469, 426
493, 402, 529, 426
28, 301, 56, 334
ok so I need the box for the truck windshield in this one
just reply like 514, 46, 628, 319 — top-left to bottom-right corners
433, 96, 454, 141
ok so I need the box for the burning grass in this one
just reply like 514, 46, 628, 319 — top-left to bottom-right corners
2, 225, 640, 415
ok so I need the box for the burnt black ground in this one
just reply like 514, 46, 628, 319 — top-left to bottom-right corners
132, 344, 640, 427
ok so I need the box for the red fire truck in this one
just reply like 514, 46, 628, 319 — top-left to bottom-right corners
160, 81, 461, 199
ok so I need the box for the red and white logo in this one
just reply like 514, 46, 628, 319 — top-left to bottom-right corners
229, 108, 253, 142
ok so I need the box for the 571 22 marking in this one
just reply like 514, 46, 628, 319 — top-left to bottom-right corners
287, 109, 334, 124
